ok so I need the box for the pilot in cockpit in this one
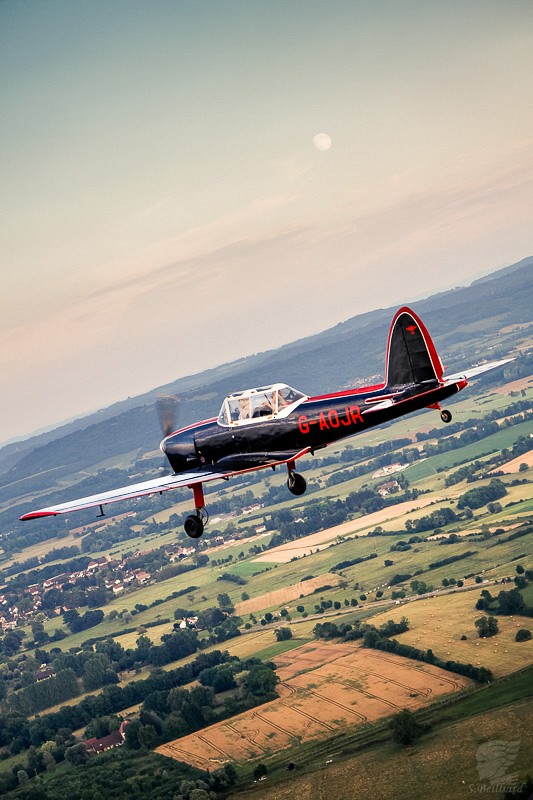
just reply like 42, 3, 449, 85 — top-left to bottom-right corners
238, 398, 251, 420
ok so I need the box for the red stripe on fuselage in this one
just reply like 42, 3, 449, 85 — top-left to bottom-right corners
308, 383, 386, 402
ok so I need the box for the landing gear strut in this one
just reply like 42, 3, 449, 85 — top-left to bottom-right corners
287, 461, 307, 496
184, 483, 209, 538
428, 402, 453, 424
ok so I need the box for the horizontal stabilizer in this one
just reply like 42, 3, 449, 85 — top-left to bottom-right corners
443, 357, 514, 384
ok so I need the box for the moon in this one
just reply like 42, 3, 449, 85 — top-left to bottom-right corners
313, 132, 332, 151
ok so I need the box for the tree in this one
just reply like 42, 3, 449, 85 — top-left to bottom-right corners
124, 719, 143, 750
42, 750, 56, 771
245, 665, 278, 696
253, 763, 268, 780
497, 588, 526, 615
217, 592, 233, 612
389, 709, 426, 745
83, 653, 117, 691
363, 629, 381, 647
189, 790, 211, 800
515, 629, 532, 642
64, 742, 88, 766
135, 635, 153, 663
475, 616, 499, 638
275, 627, 292, 642
138, 724, 158, 749
17, 770, 29, 786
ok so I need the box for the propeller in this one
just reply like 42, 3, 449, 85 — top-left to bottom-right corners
156, 394, 181, 438
156, 394, 182, 475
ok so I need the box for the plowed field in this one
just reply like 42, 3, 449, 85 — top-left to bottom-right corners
157, 640, 472, 770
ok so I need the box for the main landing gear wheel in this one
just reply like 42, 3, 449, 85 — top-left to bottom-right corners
287, 472, 307, 496
184, 508, 208, 538
440, 409, 453, 424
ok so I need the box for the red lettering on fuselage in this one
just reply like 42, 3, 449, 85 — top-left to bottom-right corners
350, 405, 364, 425
298, 415, 310, 434
328, 409, 340, 428
340, 408, 352, 426
299, 405, 364, 435
319, 411, 329, 430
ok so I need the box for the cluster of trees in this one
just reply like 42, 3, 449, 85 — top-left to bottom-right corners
313, 616, 409, 642
364, 633, 493, 683
0, 545, 81, 583
0, 740, 238, 800
476, 579, 533, 619
487, 521, 532, 547
1, 614, 245, 722
331, 552, 378, 571
475, 616, 499, 638
217, 571, 247, 585
415, 399, 530, 443
456, 478, 508, 510
312, 617, 493, 683
428, 550, 477, 571
6, 668, 80, 715
405, 507, 458, 533
123, 656, 278, 751
0, 650, 234, 756
64, 609, 105, 633
444, 430, 532, 488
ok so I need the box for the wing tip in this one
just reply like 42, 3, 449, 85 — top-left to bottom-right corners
20, 511, 58, 521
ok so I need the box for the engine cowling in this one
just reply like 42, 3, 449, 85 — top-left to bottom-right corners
160, 429, 201, 473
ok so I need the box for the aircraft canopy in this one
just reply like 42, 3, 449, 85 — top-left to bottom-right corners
217, 383, 306, 426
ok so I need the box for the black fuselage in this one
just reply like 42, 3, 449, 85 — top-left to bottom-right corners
163, 380, 461, 475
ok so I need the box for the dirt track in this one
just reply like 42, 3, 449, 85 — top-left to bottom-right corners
253, 496, 441, 563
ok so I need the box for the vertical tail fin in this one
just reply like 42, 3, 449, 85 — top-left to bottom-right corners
385, 307, 443, 389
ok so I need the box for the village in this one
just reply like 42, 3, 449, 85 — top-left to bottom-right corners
0, 544, 195, 632
0, 499, 270, 633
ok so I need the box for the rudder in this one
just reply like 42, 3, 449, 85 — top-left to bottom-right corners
385, 307, 443, 388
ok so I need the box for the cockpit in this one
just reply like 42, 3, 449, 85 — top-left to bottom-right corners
217, 383, 307, 426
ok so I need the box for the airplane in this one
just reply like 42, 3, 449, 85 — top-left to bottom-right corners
20, 306, 513, 538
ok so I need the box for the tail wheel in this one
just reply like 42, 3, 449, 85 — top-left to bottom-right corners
440, 409, 452, 424
184, 514, 204, 538
287, 472, 307, 496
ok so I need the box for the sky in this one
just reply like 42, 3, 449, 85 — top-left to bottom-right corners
1, 0, 532, 444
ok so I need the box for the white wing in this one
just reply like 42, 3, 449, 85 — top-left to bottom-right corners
20, 447, 311, 521
20, 470, 227, 520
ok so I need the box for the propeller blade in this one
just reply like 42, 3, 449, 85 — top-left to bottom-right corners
156, 395, 181, 438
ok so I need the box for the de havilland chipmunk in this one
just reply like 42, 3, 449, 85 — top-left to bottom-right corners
21, 307, 512, 538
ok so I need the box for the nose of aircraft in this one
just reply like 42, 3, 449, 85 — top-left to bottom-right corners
160, 428, 200, 473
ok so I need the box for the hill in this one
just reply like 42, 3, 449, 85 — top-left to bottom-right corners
0, 257, 531, 522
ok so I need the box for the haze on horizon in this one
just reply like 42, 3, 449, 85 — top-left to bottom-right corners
1, 0, 532, 444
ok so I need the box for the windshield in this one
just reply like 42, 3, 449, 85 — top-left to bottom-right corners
217, 384, 306, 425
